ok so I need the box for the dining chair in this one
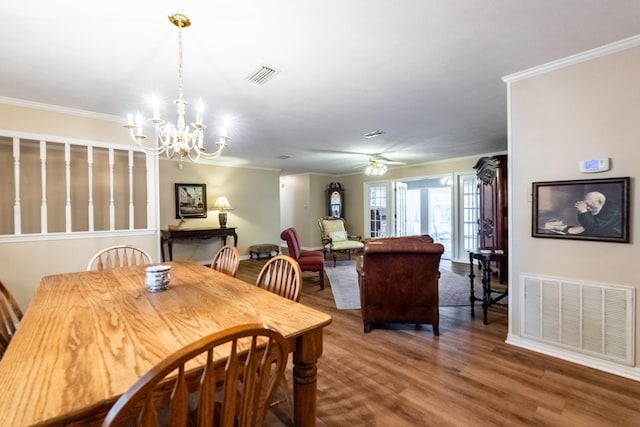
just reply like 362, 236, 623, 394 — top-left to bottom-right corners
102, 323, 288, 427
255, 255, 301, 415
87, 245, 152, 271
0, 280, 23, 358
210, 245, 241, 277
256, 255, 302, 303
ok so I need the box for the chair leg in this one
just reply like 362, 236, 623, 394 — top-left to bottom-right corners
433, 323, 440, 336
319, 269, 325, 290
333, 251, 337, 267
269, 369, 293, 422
363, 323, 371, 333
270, 375, 292, 413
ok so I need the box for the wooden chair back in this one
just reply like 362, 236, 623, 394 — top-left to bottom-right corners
0, 280, 23, 358
211, 245, 241, 277
103, 324, 288, 427
256, 255, 302, 302
87, 245, 152, 271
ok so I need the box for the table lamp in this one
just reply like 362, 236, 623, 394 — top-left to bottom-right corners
213, 196, 233, 228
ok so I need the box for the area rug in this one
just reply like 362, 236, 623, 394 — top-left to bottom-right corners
325, 261, 362, 309
325, 260, 490, 310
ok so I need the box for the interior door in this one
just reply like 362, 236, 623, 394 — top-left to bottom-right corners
365, 182, 390, 238
458, 173, 479, 258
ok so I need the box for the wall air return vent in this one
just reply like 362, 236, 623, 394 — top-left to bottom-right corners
521, 273, 635, 366
246, 65, 280, 85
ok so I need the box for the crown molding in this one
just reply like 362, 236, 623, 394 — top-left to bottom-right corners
0, 96, 123, 123
503, 34, 640, 83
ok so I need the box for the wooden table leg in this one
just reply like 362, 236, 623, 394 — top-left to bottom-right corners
481, 258, 491, 325
469, 252, 476, 317
292, 328, 324, 427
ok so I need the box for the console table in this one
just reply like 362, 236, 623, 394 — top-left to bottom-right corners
161, 227, 238, 262
469, 249, 507, 324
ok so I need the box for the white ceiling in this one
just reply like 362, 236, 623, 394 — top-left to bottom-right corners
2, 1, 640, 175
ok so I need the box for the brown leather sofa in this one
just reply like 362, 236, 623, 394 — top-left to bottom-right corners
356, 235, 445, 335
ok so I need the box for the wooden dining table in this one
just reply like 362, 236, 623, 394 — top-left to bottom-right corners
0, 262, 332, 426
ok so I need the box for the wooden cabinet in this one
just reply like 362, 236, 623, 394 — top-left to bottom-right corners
473, 155, 508, 280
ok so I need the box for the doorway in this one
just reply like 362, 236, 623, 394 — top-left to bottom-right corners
364, 173, 478, 262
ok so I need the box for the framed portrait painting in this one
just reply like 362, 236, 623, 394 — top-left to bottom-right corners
175, 183, 207, 219
532, 177, 630, 243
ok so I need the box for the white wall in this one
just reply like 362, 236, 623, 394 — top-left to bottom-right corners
159, 160, 281, 263
279, 173, 336, 249
505, 38, 640, 374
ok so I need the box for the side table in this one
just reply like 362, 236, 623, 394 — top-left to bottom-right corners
160, 227, 238, 262
469, 249, 507, 324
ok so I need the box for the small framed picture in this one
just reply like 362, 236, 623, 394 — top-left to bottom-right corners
532, 177, 630, 243
175, 183, 207, 219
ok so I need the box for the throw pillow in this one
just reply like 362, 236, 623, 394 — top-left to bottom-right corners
329, 230, 348, 242
323, 220, 345, 234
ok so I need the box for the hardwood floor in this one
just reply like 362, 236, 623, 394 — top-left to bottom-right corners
237, 255, 640, 426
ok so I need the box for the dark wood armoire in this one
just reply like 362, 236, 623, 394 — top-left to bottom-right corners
473, 154, 508, 281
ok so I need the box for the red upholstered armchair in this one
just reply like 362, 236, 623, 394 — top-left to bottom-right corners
356, 235, 444, 335
280, 227, 325, 289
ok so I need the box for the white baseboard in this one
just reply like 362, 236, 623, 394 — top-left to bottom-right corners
506, 334, 640, 382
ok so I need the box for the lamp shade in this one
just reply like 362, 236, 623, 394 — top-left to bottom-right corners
213, 196, 232, 210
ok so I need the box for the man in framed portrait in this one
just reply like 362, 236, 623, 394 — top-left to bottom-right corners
568, 191, 621, 237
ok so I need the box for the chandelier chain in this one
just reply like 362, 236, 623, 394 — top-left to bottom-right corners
177, 22, 184, 102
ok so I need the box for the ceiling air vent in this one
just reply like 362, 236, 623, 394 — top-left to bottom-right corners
363, 130, 385, 138
246, 65, 280, 85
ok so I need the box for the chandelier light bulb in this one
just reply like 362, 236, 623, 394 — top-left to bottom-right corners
220, 118, 229, 136
196, 99, 204, 124
151, 95, 160, 120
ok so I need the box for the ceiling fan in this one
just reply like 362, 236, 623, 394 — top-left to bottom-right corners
307, 148, 407, 174
360, 154, 407, 176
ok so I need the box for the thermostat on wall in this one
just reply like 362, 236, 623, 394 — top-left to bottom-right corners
579, 158, 610, 173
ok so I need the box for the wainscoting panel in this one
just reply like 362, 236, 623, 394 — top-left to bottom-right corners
521, 273, 635, 366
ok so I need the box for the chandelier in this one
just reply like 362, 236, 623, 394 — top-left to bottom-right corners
365, 160, 388, 176
124, 13, 230, 161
